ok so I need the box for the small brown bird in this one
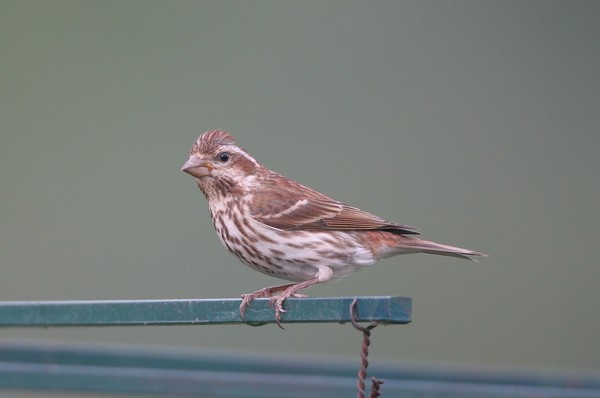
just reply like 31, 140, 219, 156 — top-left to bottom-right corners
182, 129, 486, 325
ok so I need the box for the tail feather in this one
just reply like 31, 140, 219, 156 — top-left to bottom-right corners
379, 235, 488, 261
362, 231, 488, 261
405, 238, 488, 261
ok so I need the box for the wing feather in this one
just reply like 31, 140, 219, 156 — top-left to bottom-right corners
249, 174, 419, 235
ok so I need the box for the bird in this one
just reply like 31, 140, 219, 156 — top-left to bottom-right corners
181, 129, 487, 326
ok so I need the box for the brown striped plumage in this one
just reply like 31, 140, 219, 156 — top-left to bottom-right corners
182, 129, 487, 326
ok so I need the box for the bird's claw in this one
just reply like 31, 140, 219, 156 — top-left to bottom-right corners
239, 288, 274, 321
239, 286, 308, 328
269, 288, 308, 328
239, 280, 318, 328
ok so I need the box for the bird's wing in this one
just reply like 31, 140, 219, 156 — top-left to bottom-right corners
249, 175, 419, 234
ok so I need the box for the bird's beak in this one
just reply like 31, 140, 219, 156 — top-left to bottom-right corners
181, 156, 214, 178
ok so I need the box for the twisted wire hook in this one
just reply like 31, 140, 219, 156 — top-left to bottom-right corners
350, 298, 382, 398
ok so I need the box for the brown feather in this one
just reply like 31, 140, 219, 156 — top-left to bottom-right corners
190, 129, 236, 155
250, 173, 419, 234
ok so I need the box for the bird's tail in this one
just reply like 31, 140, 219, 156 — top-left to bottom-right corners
374, 233, 488, 261
403, 238, 488, 261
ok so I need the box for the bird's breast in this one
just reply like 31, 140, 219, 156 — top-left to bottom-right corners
207, 199, 377, 281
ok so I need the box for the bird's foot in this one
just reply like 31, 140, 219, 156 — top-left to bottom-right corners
268, 287, 309, 328
239, 283, 295, 321
240, 278, 319, 328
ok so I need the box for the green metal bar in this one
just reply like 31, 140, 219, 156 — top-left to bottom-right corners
0, 296, 411, 326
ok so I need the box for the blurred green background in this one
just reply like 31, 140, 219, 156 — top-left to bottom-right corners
1, 0, 599, 373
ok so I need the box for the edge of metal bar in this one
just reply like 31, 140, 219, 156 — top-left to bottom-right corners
0, 296, 412, 326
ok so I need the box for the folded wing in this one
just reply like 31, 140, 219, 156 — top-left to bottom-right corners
249, 175, 419, 235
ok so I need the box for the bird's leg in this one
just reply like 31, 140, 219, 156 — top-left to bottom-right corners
240, 282, 297, 320
269, 277, 321, 327
239, 278, 320, 327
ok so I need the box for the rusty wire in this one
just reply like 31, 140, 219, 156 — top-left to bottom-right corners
369, 376, 384, 398
350, 298, 383, 398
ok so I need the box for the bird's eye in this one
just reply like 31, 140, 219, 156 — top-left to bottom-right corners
217, 152, 230, 162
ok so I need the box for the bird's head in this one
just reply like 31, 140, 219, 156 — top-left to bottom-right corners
182, 130, 261, 197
